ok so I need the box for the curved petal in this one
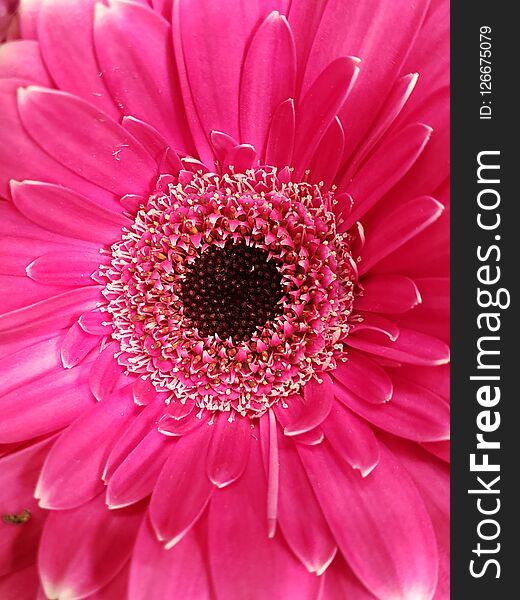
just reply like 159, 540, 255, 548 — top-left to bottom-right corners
277, 431, 337, 574
341, 124, 433, 230
103, 399, 165, 482
61, 323, 102, 369
18, 86, 157, 196
36, 386, 137, 509
11, 180, 130, 244
0, 236, 93, 277
129, 515, 212, 600
265, 98, 295, 167
336, 375, 450, 442
308, 116, 345, 188
293, 56, 359, 177
0, 565, 40, 600
94, 0, 192, 153
0, 366, 94, 443
150, 424, 214, 548
38, 493, 142, 600
0, 438, 53, 577
322, 402, 380, 476
0, 41, 51, 85
38, 0, 118, 117
0, 334, 61, 396
0, 287, 102, 338
299, 442, 438, 600
319, 557, 377, 600
107, 429, 172, 509
332, 349, 393, 404
175, 0, 278, 160
208, 438, 320, 599
347, 326, 450, 366
88, 342, 124, 402
206, 413, 251, 488
79, 310, 112, 337
239, 11, 296, 157
356, 274, 422, 314
277, 374, 333, 436
358, 196, 445, 274
26, 250, 104, 287
0, 79, 116, 203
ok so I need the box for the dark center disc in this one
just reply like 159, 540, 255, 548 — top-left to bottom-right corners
179, 241, 284, 341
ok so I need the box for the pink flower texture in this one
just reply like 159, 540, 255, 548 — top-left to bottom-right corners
0, 0, 449, 599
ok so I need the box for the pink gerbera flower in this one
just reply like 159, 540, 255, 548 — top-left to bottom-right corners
0, 0, 450, 599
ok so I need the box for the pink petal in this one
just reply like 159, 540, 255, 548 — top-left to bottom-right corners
17, 0, 40, 40
293, 428, 325, 446
206, 413, 251, 488
17, 86, 157, 196
277, 431, 337, 574
420, 441, 450, 464
341, 124, 433, 230
103, 399, 165, 482
336, 375, 450, 442
278, 374, 333, 436
78, 310, 112, 337
38, 493, 143, 600
0, 274, 73, 314
157, 411, 209, 437
26, 249, 104, 287
348, 326, 450, 366
239, 11, 296, 157
122, 116, 183, 173
293, 57, 360, 178
308, 116, 345, 188
299, 442, 438, 600
36, 385, 136, 509
332, 349, 393, 404
129, 515, 211, 600
0, 366, 94, 443
357, 274, 422, 313
210, 130, 238, 165
0, 565, 40, 600
0, 80, 116, 203
351, 313, 400, 342
11, 180, 130, 244
0, 334, 63, 397
0, 287, 102, 338
0, 236, 96, 277
88, 342, 124, 402
208, 438, 320, 599
175, 0, 276, 160
0, 329, 58, 362
0, 40, 51, 85
132, 377, 161, 406
107, 429, 172, 509
343, 73, 419, 181
319, 557, 377, 599
359, 196, 445, 274
0, 438, 53, 577
322, 402, 380, 476
61, 323, 102, 369
264, 98, 295, 167
150, 425, 214, 548
303, 0, 430, 160
37, 0, 118, 117
86, 565, 129, 600
94, 0, 192, 153
222, 144, 257, 173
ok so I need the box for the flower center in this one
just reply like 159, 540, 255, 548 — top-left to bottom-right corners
100, 167, 359, 417
179, 241, 283, 342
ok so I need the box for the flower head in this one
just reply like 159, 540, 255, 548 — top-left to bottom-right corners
0, 1, 449, 599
